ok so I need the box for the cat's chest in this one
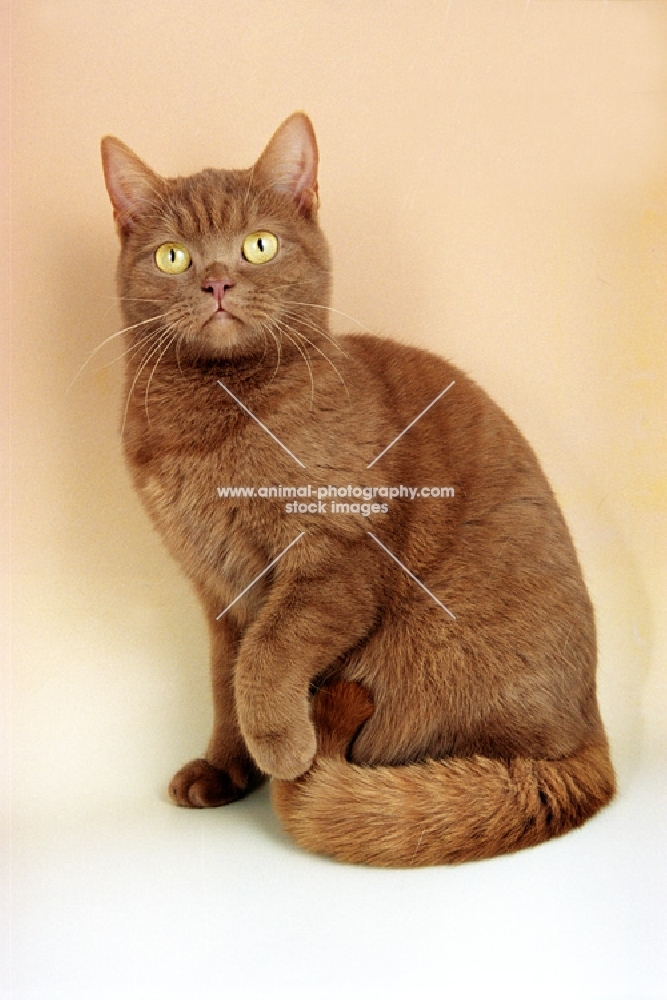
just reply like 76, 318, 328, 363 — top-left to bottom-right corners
125, 414, 296, 582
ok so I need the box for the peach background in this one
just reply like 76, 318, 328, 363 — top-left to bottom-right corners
7, 1, 667, 997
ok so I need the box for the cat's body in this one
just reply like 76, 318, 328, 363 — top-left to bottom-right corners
102, 113, 615, 866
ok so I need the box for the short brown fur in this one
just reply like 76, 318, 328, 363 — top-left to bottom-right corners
101, 113, 615, 866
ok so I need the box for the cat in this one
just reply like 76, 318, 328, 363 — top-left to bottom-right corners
101, 112, 615, 866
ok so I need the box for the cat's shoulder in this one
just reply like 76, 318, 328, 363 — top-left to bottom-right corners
337, 331, 473, 394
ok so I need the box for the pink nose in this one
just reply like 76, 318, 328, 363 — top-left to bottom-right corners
202, 277, 234, 307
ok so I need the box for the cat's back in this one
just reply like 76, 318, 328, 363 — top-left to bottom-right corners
338, 332, 550, 501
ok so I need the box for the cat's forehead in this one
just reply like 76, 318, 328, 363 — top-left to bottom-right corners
162, 168, 277, 240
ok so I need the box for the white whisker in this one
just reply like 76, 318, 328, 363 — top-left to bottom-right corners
144, 329, 177, 425
276, 322, 315, 408
282, 299, 372, 334
67, 312, 168, 392
101, 324, 163, 369
280, 306, 352, 360
262, 322, 283, 381
121, 327, 173, 437
278, 319, 350, 400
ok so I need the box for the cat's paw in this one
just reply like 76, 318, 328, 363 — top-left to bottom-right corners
168, 757, 264, 808
246, 724, 317, 780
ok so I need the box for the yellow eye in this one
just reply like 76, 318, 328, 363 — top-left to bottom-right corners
155, 243, 191, 274
242, 231, 279, 265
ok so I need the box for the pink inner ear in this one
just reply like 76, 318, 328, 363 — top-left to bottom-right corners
256, 113, 319, 215
291, 146, 318, 212
101, 137, 161, 226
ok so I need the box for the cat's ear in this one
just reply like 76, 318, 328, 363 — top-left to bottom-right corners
254, 113, 319, 216
101, 137, 164, 235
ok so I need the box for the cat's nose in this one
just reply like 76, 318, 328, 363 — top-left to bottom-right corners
202, 277, 235, 307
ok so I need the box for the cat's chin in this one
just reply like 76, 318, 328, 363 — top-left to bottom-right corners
191, 313, 264, 361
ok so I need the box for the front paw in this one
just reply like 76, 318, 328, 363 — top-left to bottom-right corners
169, 757, 264, 809
246, 724, 317, 780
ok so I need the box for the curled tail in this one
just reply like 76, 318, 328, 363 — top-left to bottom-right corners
272, 682, 616, 867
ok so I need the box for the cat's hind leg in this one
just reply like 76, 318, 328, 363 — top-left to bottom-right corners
272, 681, 374, 823
310, 681, 375, 759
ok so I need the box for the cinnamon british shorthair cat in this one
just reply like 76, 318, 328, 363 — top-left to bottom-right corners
101, 112, 615, 866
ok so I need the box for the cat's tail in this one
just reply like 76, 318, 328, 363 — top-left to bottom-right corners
271, 682, 616, 867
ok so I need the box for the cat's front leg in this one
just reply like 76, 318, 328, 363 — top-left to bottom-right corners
234, 537, 380, 779
169, 612, 264, 808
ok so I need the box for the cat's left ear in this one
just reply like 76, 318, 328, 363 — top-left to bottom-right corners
101, 136, 164, 236
254, 113, 319, 217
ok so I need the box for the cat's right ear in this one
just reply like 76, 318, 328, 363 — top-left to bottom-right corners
101, 137, 163, 236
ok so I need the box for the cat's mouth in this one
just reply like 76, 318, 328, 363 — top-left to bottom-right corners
200, 304, 244, 344
207, 304, 239, 325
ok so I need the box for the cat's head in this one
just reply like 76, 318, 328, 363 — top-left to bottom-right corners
101, 113, 331, 362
